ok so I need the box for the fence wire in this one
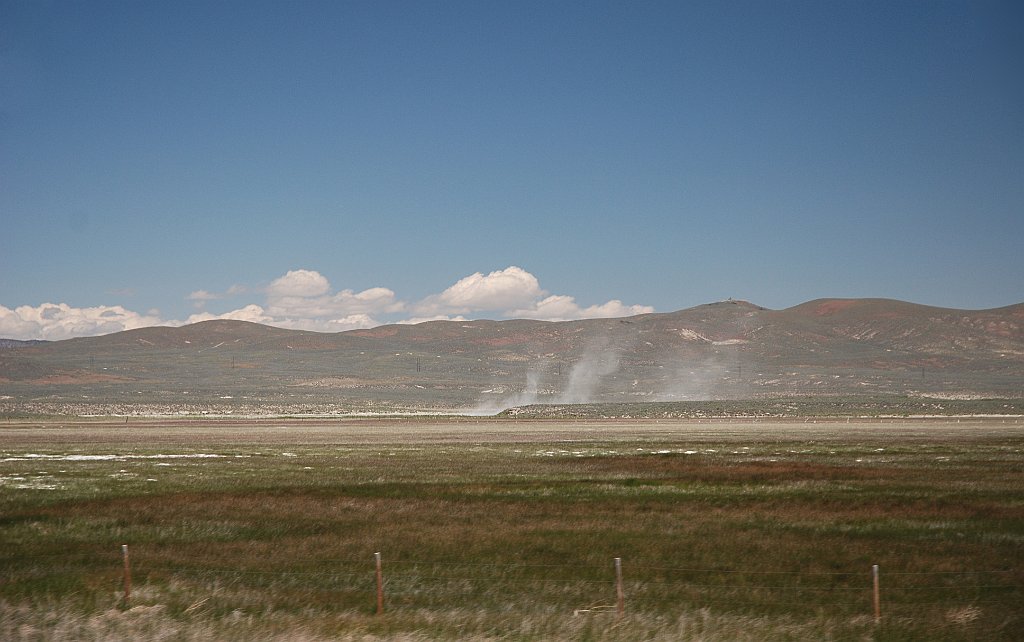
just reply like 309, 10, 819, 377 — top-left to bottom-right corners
3, 547, 1018, 621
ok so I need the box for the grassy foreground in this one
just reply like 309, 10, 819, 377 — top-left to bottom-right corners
1, 418, 1022, 640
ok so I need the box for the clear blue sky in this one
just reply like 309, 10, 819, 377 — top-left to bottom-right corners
2, 1, 1022, 339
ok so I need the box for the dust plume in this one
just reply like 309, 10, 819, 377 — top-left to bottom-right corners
652, 354, 738, 401
555, 338, 621, 404
464, 368, 545, 416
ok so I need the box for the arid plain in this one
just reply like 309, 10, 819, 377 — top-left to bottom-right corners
2, 416, 1021, 640
2, 299, 1022, 638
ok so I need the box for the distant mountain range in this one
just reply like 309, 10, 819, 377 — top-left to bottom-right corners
0, 339, 48, 349
1, 298, 1021, 415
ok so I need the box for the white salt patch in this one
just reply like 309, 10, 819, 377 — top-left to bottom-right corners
4, 453, 225, 462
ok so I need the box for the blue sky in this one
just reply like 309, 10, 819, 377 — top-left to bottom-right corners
2, 0, 1022, 339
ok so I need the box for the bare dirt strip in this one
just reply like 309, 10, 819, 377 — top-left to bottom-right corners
1, 416, 1020, 448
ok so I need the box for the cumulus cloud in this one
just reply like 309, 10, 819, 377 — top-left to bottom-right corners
397, 314, 469, 325
0, 303, 167, 341
512, 295, 655, 321
267, 269, 331, 298
186, 289, 220, 309
186, 285, 247, 309
186, 270, 401, 333
414, 266, 654, 322
415, 266, 543, 316
586, 300, 655, 318
188, 304, 378, 333
266, 285, 403, 319
2, 266, 655, 339
186, 304, 273, 325
187, 290, 220, 302
273, 314, 379, 333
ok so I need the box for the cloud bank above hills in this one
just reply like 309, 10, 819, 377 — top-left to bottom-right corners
0, 266, 654, 341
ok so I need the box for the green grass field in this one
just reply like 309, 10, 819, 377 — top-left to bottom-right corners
1, 418, 1022, 640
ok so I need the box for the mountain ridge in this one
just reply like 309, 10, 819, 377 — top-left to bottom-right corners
1, 298, 1021, 414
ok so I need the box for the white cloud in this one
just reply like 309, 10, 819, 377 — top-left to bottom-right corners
186, 270, 402, 332
186, 290, 220, 302
267, 269, 331, 298
512, 295, 655, 322
415, 266, 654, 322
416, 266, 543, 316
267, 286, 403, 319
581, 299, 655, 318
258, 269, 403, 322
186, 304, 273, 325
2, 266, 655, 340
186, 286, 247, 309
511, 295, 579, 320
186, 289, 219, 309
187, 303, 380, 332
276, 314, 379, 333
397, 314, 469, 325
0, 303, 167, 341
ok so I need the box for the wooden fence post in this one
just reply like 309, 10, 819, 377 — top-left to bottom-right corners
872, 564, 880, 623
121, 544, 132, 606
375, 552, 384, 615
615, 557, 625, 618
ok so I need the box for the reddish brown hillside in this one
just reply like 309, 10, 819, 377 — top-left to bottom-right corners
1, 299, 1021, 407
781, 299, 1024, 356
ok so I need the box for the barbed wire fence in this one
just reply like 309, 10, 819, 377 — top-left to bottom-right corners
3, 546, 1018, 625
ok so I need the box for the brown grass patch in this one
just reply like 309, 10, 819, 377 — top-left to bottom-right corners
577, 456, 893, 481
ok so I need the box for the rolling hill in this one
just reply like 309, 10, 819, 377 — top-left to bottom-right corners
1, 298, 1021, 415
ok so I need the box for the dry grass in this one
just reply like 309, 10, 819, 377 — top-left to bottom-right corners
1, 418, 1021, 640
